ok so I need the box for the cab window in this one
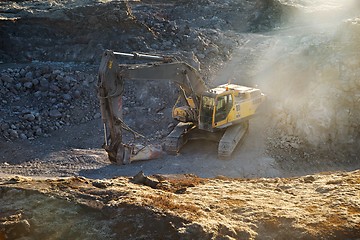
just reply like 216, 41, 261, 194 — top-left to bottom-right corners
215, 94, 233, 122
200, 96, 214, 125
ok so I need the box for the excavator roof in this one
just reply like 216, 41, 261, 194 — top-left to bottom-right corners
206, 83, 260, 95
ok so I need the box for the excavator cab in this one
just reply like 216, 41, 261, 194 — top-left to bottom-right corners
199, 91, 234, 131
199, 93, 233, 131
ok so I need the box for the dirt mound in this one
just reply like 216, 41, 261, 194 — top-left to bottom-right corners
1, 171, 360, 239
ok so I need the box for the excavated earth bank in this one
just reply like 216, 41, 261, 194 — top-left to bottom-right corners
1, 171, 360, 240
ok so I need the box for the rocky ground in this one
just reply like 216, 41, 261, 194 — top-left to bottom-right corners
1, 0, 360, 239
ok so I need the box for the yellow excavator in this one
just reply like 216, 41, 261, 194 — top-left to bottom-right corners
98, 50, 265, 164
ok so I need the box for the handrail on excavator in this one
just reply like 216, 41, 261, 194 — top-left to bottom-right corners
113, 51, 173, 63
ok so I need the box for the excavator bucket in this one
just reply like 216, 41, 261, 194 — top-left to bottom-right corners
128, 144, 164, 163
104, 140, 164, 165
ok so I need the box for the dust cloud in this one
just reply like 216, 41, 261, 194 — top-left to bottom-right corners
252, 0, 360, 152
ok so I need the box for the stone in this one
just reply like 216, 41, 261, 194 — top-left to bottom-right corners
63, 94, 72, 101
82, 80, 89, 87
9, 129, 19, 138
15, 83, 22, 90
24, 113, 36, 121
1, 74, 13, 83
34, 91, 42, 98
56, 75, 64, 81
303, 176, 316, 183
40, 78, 49, 88
1, 123, 10, 131
290, 142, 300, 149
64, 76, 75, 83
197, 53, 205, 59
123, 107, 129, 115
32, 78, 39, 86
24, 82, 33, 89
20, 133, 27, 140
94, 112, 101, 119
57, 102, 65, 108
62, 84, 70, 91
151, 44, 159, 49
49, 109, 62, 118
52, 69, 62, 75
50, 84, 60, 92
73, 90, 81, 99
25, 71, 33, 80
19, 68, 26, 77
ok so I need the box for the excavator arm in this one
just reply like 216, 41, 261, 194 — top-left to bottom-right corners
98, 50, 130, 164
97, 50, 208, 164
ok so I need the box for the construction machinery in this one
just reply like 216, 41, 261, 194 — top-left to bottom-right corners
98, 50, 265, 164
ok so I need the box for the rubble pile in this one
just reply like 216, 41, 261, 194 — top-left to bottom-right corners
0, 65, 179, 142
0, 65, 98, 140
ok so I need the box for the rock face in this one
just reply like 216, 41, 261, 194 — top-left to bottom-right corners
0, 172, 359, 239
259, 17, 360, 154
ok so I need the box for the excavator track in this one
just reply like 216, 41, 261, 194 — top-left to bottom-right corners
164, 122, 194, 155
218, 121, 249, 158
